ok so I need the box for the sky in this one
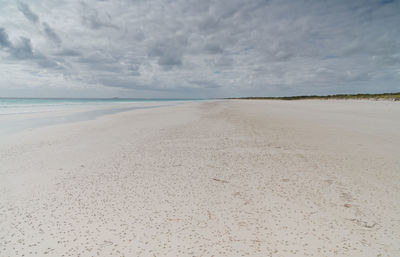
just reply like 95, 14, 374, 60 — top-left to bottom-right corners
0, 0, 399, 98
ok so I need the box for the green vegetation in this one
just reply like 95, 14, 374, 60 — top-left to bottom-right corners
227, 92, 400, 101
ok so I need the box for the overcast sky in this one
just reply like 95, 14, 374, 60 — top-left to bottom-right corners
0, 0, 399, 98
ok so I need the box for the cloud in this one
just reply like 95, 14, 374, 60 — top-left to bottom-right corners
147, 36, 188, 69
10, 37, 33, 59
0, 28, 34, 59
0, 28, 12, 48
80, 2, 119, 30
54, 49, 81, 57
189, 80, 221, 89
18, 2, 39, 23
1, 0, 400, 97
0, 27, 59, 69
42, 22, 62, 46
204, 43, 224, 54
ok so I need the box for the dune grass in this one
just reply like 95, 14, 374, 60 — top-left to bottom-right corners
228, 92, 400, 101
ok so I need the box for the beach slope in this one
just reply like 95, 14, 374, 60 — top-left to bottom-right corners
1, 100, 399, 256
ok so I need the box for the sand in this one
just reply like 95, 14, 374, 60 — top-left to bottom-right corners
1, 100, 399, 256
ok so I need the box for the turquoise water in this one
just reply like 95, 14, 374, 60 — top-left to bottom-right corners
0, 98, 201, 104
0, 98, 202, 115
0, 98, 203, 134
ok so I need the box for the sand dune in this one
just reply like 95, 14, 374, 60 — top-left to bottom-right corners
1, 100, 399, 256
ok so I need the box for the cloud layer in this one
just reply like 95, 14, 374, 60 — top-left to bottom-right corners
0, 0, 399, 97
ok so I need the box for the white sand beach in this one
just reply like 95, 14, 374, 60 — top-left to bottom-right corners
1, 100, 400, 256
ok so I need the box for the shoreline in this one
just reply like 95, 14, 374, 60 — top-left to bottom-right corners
0, 100, 196, 135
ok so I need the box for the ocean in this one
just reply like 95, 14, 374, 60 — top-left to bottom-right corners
0, 98, 201, 115
0, 98, 202, 135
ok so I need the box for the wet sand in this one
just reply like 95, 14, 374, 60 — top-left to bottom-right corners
1, 100, 400, 256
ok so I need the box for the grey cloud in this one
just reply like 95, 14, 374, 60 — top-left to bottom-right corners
10, 37, 33, 59
373, 54, 400, 66
0, 28, 32, 58
204, 43, 224, 54
133, 30, 145, 42
75, 51, 141, 75
216, 56, 234, 67
198, 16, 220, 34
42, 22, 62, 46
1, 0, 400, 97
77, 51, 117, 65
55, 49, 81, 57
34, 55, 60, 68
157, 54, 182, 68
94, 76, 158, 91
127, 64, 141, 76
18, 2, 39, 23
0, 28, 12, 48
87, 62, 124, 72
190, 80, 221, 89
148, 36, 188, 69
81, 3, 118, 30
0, 29, 59, 68
10, 37, 58, 68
